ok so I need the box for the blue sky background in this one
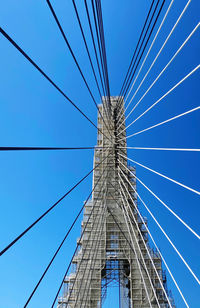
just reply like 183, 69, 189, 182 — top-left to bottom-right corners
0, 0, 199, 307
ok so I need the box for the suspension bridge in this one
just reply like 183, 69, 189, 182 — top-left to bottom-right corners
0, 0, 199, 307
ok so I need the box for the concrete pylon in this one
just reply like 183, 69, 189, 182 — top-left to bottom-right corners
57, 97, 175, 308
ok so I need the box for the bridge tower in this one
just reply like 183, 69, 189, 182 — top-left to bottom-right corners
57, 97, 175, 308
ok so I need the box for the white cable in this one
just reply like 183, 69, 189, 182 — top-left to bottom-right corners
118, 64, 200, 136
124, 0, 192, 104
119, 188, 160, 308
118, 189, 153, 308
116, 0, 177, 122
120, 146, 200, 152
120, 153, 200, 196
119, 159, 200, 240
118, 106, 200, 141
118, 161, 200, 285
122, 21, 200, 127
118, 165, 190, 307
119, 174, 172, 308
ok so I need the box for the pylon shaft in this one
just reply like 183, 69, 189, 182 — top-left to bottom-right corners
57, 97, 175, 308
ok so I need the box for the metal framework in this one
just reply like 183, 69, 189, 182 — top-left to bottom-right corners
57, 97, 175, 308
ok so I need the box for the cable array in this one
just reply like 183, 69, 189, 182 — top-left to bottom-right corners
0, 0, 198, 307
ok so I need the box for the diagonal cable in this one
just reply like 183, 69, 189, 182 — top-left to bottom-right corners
95, 0, 111, 102
71, 0, 102, 98
23, 166, 106, 307
91, 0, 108, 98
0, 153, 109, 256
116, 0, 177, 124
117, 162, 200, 285
119, 105, 200, 141
46, 0, 112, 137
84, 0, 106, 97
117, 165, 189, 307
119, 180, 160, 308
0, 27, 112, 143
117, 0, 156, 106
119, 146, 200, 152
120, 153, 200, 196
51, 160, 109, 307
117, 0, 164, 110
117, 0, 178, 121
0, 146, 110, 151
119, 161, 200, 240
119, 172, 173, 308
117, 0, 166, 111
123, 20, 199, 122
118, 65, 200, 136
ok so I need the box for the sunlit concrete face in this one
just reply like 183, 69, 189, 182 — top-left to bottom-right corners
57, 97, 175, 308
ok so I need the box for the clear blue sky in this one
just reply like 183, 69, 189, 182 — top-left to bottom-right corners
0, 0, 199, 307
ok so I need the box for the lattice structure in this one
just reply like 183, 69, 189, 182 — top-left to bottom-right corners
57, 97, 175, 308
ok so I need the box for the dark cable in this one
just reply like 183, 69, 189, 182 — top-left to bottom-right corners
93, 0, 110, 107
46, 0, 112, 137
117, 0, 156, 105
95, 0, 111, 104
63, 155, 111, 307
23, 166, 106, 307
91, 0, 111, 118
121, 0, 164, 101
0, 154, 108, 256
0, 146, 109, 151
117, 0, 163, 110
64, 175, 107, 307
84, 0, 111, 123
50, 166, 108, 308
0, 27, 111, 143
71, 0, 102, 99
84, 0, 106, 97
46, 0, 97, 108
91, 0, 109, 99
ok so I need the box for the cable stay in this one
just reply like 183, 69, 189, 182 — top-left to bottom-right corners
117, 0, 165, 111
0, 0, 198, 306
46, 0, 112, 137
84, 0, 106, 97
64, 159, 111, 308
91, 0, 108, 97
95, 0, 111, 102
117, 0, 162, 110
117, 0, 156, 108
23, 166, 106, 307
119, 105, 200, 141
0, 27, 113, 143
71, 0, 102, 99
117, 169, 189, 307
119, 20, 199, 126
118, 175, 174, 308
118, 64, 200, 137
118, 0, 193, 123
117, 165, 200, 285
119, 185, 161, 308
116, 0, 177, 124
106, 207, 153, 307
120, 154, 200, 196
118, 160, 200, 239
120, 146, 200, 152
0, 154, 109, 257
0, 146, 112, 151
99, 177, 167, 307
51, 163, 110, 307
74, 199, 107, 308
91, 0, 111, 111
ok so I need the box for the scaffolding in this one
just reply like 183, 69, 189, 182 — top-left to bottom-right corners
57, 97, 175, 308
